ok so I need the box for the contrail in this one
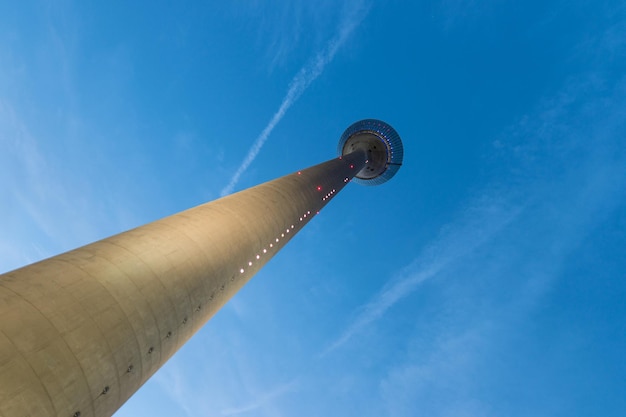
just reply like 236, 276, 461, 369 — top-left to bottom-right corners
220, 4, 369, 197
322, 197, 522, 354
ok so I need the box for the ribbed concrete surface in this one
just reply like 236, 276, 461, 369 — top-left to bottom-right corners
0, 151, 365, 417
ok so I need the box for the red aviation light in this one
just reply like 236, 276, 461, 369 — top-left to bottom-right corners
316, 185, 322, 191
350, 164, 354, 169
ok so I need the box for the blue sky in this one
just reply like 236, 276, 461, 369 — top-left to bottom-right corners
1, 1, 625, 416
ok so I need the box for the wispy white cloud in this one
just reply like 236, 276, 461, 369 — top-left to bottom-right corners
325, 2, 626, 355
377, 154, 626, 416
332, 31, 626, 416
327, 100, 625, 362
220, 2, 370, 197
323, 195, 522, 354
147, 332, 299, 417
0, 100, 64, 267
220, 379, 298, 416
154, 362, 195, 417
0, 6, 133, 271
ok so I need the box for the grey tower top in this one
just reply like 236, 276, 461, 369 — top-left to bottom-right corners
337, 119, 404, 185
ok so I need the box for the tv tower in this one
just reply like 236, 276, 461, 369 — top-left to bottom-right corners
0, 119, 403, 417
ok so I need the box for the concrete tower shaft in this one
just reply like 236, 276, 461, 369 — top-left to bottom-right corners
0, 150, 368, 417
0, 119, 402, 417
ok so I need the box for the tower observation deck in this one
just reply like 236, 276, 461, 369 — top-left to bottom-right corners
0, 119, 403, 417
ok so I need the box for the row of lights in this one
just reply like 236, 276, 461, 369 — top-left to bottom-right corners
238, 218, 304, 276
322, 188, 337, 202
237, 157, 360, 281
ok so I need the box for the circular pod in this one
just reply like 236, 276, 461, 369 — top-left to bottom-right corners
337, 119, 403, 185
